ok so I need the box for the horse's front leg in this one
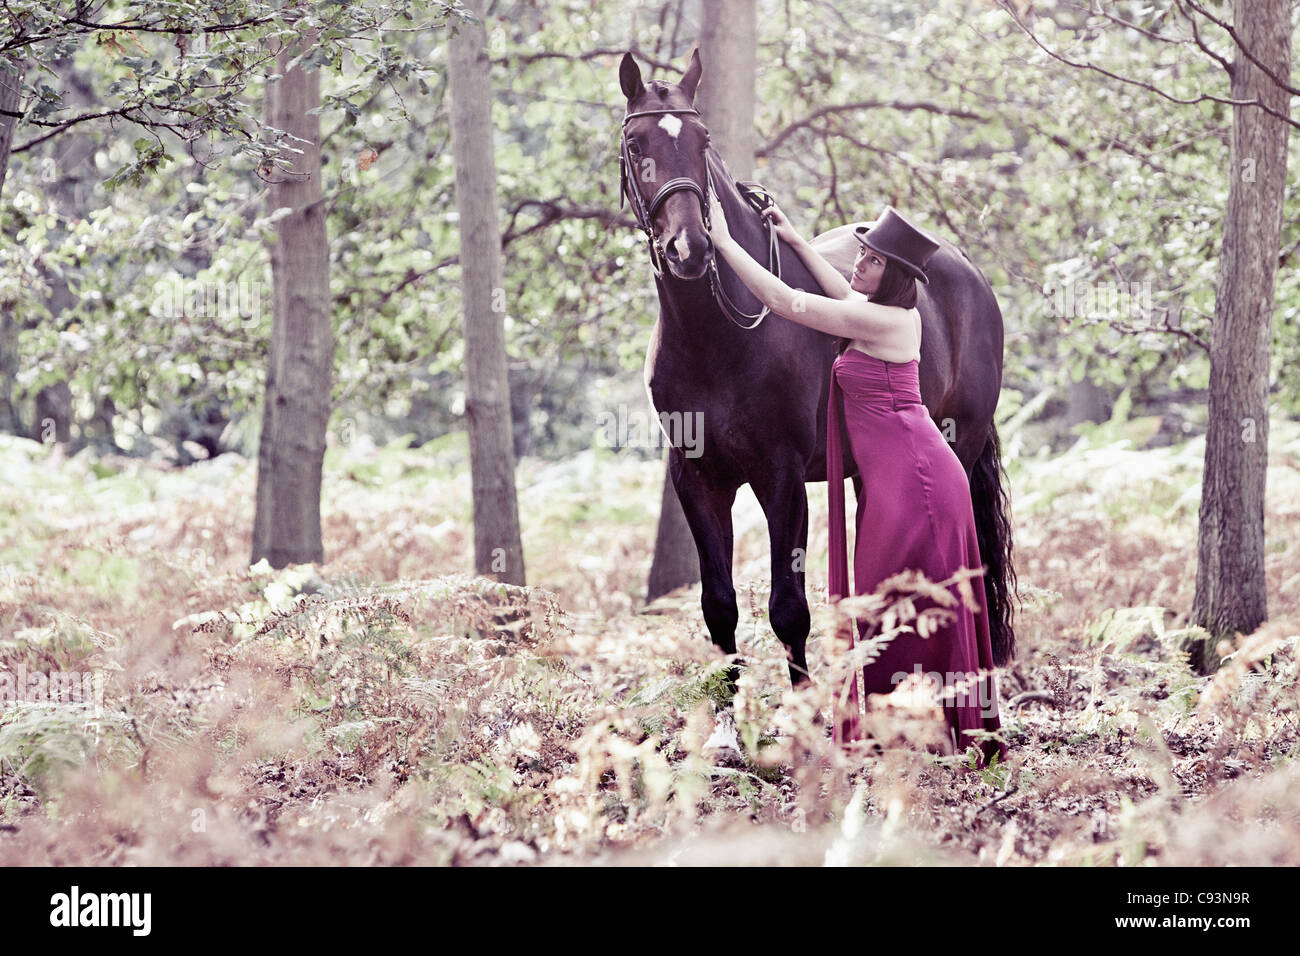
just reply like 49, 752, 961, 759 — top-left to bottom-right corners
750, 465, 812, 687
669, 447, 741, 696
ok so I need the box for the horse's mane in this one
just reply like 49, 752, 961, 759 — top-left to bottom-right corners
703, 145, 830, 314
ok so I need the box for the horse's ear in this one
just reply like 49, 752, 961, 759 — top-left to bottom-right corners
679, 48, 702, 102
620, 52, 645, 101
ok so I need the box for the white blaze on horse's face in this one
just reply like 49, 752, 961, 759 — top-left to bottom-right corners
657, 114, 682, 142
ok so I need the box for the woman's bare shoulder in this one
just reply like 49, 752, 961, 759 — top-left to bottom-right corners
848, 290, 919, 322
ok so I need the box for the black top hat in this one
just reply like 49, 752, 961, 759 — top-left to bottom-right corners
854, 206, 941, 285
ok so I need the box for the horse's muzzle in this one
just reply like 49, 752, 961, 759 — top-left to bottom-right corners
664, 227, 714, 280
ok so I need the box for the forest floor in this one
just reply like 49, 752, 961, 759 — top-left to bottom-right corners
2, 404, 1299, 865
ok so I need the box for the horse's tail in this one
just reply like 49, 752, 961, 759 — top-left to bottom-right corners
971, 423, 1018, 666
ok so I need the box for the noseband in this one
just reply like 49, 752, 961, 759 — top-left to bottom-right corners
619, 107, 782, 330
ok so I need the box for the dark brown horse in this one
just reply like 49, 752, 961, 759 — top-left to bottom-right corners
618, 49, 1016, 693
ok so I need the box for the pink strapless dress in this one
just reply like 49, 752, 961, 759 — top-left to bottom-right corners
826, 347, 1005, 768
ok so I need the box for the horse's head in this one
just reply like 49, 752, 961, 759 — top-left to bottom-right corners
619, 49, 714, 281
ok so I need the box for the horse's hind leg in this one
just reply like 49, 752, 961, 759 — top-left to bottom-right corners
750, 466, 812, 687
669, 448, 741, 694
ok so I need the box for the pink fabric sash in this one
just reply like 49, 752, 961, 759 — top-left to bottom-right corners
826, 362, 862, 743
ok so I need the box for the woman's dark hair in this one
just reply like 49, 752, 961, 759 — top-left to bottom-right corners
836, 255, 918, 355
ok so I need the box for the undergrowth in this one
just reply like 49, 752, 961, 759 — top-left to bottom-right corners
1, 413, 1298, 865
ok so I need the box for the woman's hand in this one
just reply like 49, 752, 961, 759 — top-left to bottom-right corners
706, 193, 732, 247
761, 202, 800, 245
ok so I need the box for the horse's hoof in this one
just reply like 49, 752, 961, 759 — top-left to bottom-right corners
702, 710, 743, 763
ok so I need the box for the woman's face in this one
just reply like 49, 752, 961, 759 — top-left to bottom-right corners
852, 243, 887, 296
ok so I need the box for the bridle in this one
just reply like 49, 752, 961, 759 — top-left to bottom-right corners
619, 108, 712, 278
620, 106, 781, 329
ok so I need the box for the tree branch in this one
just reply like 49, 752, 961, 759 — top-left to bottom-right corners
500, 197, 636, 244
996, 0, 1300, 131
1082, 310, 1210, 353
13, 106, 137, 152
64, 14, 274, 36
490, 47, 682, 74
759, 100, 985, 158
1177, 0, 1300, 97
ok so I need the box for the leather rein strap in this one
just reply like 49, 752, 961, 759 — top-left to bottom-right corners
620, 107, 782, 330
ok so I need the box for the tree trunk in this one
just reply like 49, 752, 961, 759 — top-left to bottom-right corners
646, 1, 757, 603
33, 383, 72, 443
1191, 0, 1291, 671
1063, 368, 1110, 428
251, 34, 333, 568
697, 0, 757, 180
647, 451, 701, 600
32, 60, 97, 449
447, 0, 525, 585
0, 56, 23, 204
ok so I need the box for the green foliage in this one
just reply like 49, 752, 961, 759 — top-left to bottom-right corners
627, 658, 736, 717
103, 139, 173, 191
0, 703, 135, 798
2, 0, 1299, 461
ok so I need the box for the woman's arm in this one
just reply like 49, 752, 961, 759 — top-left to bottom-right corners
708, 195, 906, 341
761, 204, 853, 300
788, 233, 854, 300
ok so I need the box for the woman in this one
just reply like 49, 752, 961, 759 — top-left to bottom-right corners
705, 194, 1005, 768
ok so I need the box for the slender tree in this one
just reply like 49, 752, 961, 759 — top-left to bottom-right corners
1192, 0, 1293, 666
0, 55, 20, 435
0, 56, 21, 200
0, 54, 19, 436
32, 60, 99, 448
447, 0, 525, 585
251, 31, 333, 567
697, 0, 757, 181
647, 473, 701, 600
